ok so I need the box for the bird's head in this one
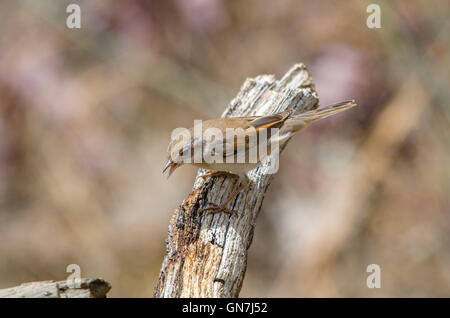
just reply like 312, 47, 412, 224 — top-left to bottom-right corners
163, 129, 198, 178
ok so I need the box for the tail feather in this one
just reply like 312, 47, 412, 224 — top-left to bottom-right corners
282, 100, 357, 133
299, 100, 357, 121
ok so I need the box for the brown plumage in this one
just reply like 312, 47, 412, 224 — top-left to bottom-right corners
163, 100, 357, 214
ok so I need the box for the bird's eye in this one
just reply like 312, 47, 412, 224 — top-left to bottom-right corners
179, 149, 184, 156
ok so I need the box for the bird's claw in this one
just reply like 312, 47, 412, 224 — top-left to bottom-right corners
198, 171, 237, 180
199, 203, 236, 216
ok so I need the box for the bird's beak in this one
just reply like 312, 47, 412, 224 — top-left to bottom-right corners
162, 160, 180, 179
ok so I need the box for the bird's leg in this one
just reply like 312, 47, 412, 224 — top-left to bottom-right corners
199, 174, 249, 215
198, 170, 238, 179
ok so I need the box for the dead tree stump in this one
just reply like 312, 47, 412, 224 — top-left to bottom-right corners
154, 64, 319, 297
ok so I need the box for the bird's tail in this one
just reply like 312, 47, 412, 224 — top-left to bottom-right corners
282, 100, 357, 133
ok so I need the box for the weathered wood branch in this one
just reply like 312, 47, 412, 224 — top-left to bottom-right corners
154, 64, 319, 298
0, 278, 111, 298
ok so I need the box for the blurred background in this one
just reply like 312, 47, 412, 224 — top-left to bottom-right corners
0, 0, 449, 297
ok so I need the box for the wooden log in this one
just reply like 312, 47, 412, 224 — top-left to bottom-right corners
154, 64, 319, 297
0, 278, 111, 298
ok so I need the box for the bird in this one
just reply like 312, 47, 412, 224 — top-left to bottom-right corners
163, 100, 357, 215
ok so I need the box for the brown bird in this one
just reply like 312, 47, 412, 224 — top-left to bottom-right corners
163, 100, 357, 214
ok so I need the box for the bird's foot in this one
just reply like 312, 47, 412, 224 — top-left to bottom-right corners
199, 203, 236, 216
198, 170, 238, 179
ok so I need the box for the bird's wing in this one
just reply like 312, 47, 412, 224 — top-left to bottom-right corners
220, 109, 294, 160
249, 109, 293, 130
